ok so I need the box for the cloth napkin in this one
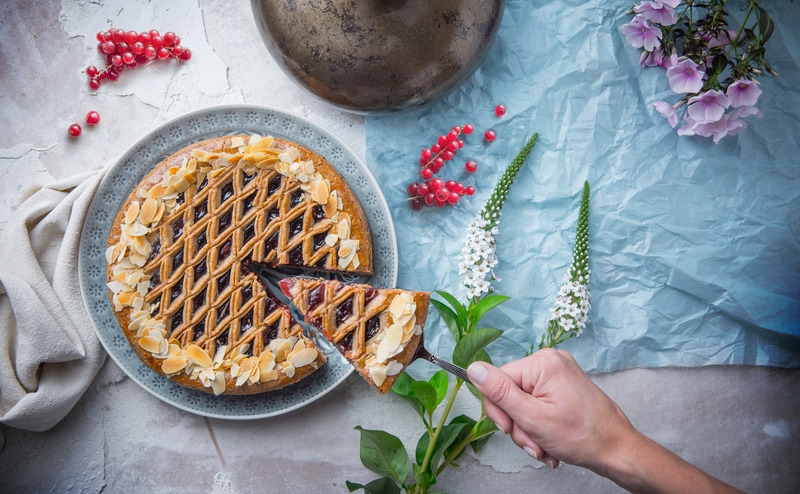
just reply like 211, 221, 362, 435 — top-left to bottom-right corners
0, 170, 106, 432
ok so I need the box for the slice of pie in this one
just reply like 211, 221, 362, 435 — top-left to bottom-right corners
106, 134, 373, 395
279, 277, 430, 393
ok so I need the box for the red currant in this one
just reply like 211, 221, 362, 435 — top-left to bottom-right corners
495, 104, 506, 116
122, 52, 135, 65
437, 135, 448, 147
87, 66, 99, 78
171, 45, 185, 57
421, 168, 433, 180
89, 78, 100, 90
409, 198, 423, 210
421, 148, 432, 160
433, 157, 444, 168
465, 186, 476, 196
446, 131, 458, 141
446, 141, 458, 153
457, 139, 464, 148
138, 32, 151, 45
148, 29, 160, 38
445, 180, 457, 191
465, 160, 477, 173
173, 35, 182, 47
407, 182, 419, 196
116, 42, 130, 54
430, 178, 444, 191
156, 47, 169, 60
442, 150, 454, 161
103, 41, 116, 54
484, 130, 497, 142
462, 124, 474, 134
111, 54, 123, 66
86, 111, 100, 126
132, 42, 145, 55
96, 31, 109, 43
418, 183, 430, 195
111, 28, 126, 43
163, 32, 177, 45
452, 126, 461, 133
448, 192, 460, 205
125, 30, 138, 45
151, 35, 164, 49
144, 46, 156, 60
424, 193, 436, 206
436, 199, 447, 208
68, 124, 82, 137
431, 144, 442, 154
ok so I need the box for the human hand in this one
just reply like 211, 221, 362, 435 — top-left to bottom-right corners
466, 348, 637, 472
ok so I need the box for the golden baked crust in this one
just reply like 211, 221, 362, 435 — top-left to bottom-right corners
280, 277, 430, 394
106, 135, 373, 395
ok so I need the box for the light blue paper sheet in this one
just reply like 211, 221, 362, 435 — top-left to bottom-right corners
365, 0, 800, 373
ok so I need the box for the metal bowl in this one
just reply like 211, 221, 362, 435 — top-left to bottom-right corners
251, 0, 505, 114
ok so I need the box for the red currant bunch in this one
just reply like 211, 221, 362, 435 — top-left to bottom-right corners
418, 124, 473, 179
407, 179, 475, 209
87, 29, 192, 90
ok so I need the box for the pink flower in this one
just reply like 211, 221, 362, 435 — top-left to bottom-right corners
726, 79, 762, 107
708, 30, 738, 49
654, 102, 679, 127
622, 16, 662, 51
666, 57, 706, 93
634, 2, 679, 26
687, 90, 730, 123
678, 112, 747, 143
734, 105, 764, 119
640, 48, 665, 67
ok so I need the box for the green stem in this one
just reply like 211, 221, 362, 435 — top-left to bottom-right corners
436, 414, 482, 476
416, 380, 463, 494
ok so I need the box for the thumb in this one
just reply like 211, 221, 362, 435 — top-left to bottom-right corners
467, 361, 536, 421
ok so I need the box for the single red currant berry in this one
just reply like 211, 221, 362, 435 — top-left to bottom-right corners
431, 162, 442, 173
171, 45, 185, 57
122, 52, 135, 64
421, 148, 432, 160
68, 124, 82, 137
431, 178, 445, 192
107, 70, 120, 81
419, 156, 428, 166
436, 198, 447, 208
144, 46, 156, 60
453, 182, 464, 193
431, 144, 442, 154
111, 28, 126, 43
433, 157, 444, 168
103, 41, 116, 54
484, 130, 496, 142
457, 139, 464, 148
173, 35, 181, 46
418, 183, 430, 195
89, 78, 101, 90
409, 197, 423, 210
442, 150, 454, 161
495, 104, 506, 116
447, 141, 458, 153
148, 29, 160, 38
424, 193, 436, 206
138, 32, 151, 45
96, 31, 109, 42
407, 182, 419, 196
465, 186, 476, 196
421, 167, 433, 180
116, 42, 130, 54
132, 41, 145, 55
87, 66, 99, 78
447, 131, 458, 141
178, 48, 191, 61
156, 47, 169, 60
462, 124, 474, 134
112, 54, 123, 66
445, 180, 457, 191
448, 192, 460, 205
86, 111, 100, 126
465, 160, 477, 173
125, 30, 138, 45
135, 54, 148, 65
163, 31, 177, 45
97, 42, 106, 54
437, 135, 448, 147
151, 35, 164, 49
452, 126, 461, 133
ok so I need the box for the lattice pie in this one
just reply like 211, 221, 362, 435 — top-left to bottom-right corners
280, 277, 430, 393
106, 134, 372, 395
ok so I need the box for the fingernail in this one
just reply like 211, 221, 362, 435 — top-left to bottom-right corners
523, 447, 538, 460
466, 362, 488, 385
543, 458, 556, 469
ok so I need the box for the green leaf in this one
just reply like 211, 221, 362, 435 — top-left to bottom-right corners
415, 423, 468, 472
435, 290, 468, 332
443, 414, 477, 464
429, 370, 449, 407
452, 327, 503, 368
412, 464, 435, 490
354, 427, 409, 484
430, 299, 462, 341
469, 417, 500, 454
390, 374, 427, 424
467, 295, 510, 331
346, 478, 401, 494
411, 381, 439, 417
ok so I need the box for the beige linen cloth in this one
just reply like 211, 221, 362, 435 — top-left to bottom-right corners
0, 170, 107, 431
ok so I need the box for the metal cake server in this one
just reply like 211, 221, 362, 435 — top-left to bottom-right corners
412, 332, 472, 385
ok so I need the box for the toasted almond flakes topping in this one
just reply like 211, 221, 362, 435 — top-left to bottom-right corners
162, 356, 188, 374
289, 348, 318, 368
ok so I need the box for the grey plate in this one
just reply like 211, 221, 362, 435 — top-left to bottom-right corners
78, 105, 397, 419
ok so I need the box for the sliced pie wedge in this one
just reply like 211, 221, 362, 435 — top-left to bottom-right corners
279, 277, 430, 393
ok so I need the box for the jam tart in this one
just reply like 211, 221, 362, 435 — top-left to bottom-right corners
106, 134, 373, 395
279, 277, 430, 393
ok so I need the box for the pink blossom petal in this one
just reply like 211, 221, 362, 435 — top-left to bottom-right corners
666, 57, 705, 93
622, 16, 662, 51
654, 102, 679, 127
727, 79, 762, 107
634, 2, 679, 26
687, 90, 730, 123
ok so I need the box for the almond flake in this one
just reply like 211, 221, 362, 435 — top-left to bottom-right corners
162, 356, 188, 374
150, 183, 167, 199
260, 369, 278, 382
139, 198, 158, 225
325, 233, 339, 247
337, 215, 351, 239
139, 335, 161, 353
230, 136, 245, 148
315, 180, 329, 205
211, 371, 226, 395
289, 348, 318, 368
105, 245, 117, 264
173, 177, 190, 193
282, 363, 296, 378
186, 344, 213, 368
370, 365, 387, 387
352, 255, 360, 270
124, 202, 140, 224
249, 136, 274, 154
389, 295, 406, 321
385, 361, 404, 376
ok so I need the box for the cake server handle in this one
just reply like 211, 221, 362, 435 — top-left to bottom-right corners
412, 334, 472, 386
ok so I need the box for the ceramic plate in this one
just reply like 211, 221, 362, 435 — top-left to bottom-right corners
78, 105, 397, 419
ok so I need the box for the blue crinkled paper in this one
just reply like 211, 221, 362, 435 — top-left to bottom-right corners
365, 0, 800, 373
